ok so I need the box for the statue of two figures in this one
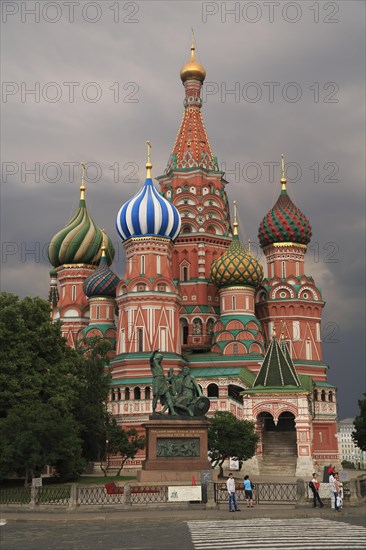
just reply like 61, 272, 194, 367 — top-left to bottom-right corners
149, 350, 210, 417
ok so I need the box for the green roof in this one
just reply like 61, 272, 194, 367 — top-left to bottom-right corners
190, 367, 243, 378
314, 381, 336, 388
111, 378, 152, 386
253, 338, 301, 388
239, 367, 256, 387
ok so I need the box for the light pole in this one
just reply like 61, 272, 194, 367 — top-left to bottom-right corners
106, 439, 109, 475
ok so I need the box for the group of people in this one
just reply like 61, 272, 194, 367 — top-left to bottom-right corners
226, 473, 254, 512
227, 464, 344, 512
309, 464, 343, 511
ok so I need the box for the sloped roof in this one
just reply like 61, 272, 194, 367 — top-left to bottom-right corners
253, 337, 301, 388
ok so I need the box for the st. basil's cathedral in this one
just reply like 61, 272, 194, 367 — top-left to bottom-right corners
47, 40, 339, 476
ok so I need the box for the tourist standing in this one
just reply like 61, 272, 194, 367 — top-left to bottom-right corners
329, 471, 340, 511
309, 473, 324, 508
243, 475, 254, 507
226, 473, 240, 512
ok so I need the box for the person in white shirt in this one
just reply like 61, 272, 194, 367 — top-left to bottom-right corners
226, 473, 240, 512
329, 472, 340, 511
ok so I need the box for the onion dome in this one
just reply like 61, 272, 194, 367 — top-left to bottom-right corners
83, 232, 119, 298
48, 163, 115, 267
258, 155, 312, 248
116, 142, 181, 242
210, 202, 264, 288
180, 34, 206, 83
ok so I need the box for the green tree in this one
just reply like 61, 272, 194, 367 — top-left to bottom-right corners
101, 418, 145, 477
353, 394, 366, 451
208, 411, 258, 477
75, 337, 113, 462
0, 293, 85, 484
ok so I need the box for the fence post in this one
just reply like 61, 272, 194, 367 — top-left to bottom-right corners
296, 479, 306, 507
29, 486, 38, 509
205, 481, 216, 509
124, 483, 131, 506
69, 484, 78, 509
348, 480, 360, 506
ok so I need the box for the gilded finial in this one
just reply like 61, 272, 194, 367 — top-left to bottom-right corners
280, 320, 285, 340
80, 162, 86, 201
146, 140, 152, 179
272, 325, 277, 339
247, 237, 251, 253
101, 229, 106, 257
191, 28, 195, 53
281, 153, 287, 191
233, 200, 239, 236
180, 30, 206, 83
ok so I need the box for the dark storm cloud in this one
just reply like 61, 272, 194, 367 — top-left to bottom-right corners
1, 1, 365, 418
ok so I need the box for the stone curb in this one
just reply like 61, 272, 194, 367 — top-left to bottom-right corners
1, 504, 365, 524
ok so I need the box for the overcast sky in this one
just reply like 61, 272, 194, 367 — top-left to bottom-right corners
1, 1, 365, 419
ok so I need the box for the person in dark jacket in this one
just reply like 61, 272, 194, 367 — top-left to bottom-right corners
309, 473, 324, 508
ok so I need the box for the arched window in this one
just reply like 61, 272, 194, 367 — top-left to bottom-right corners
233, 343, 238, 355
72, 284, 77, 301
282, 261, 286, 278
193, 318, 202, 335
96, 306, 100, 320
313, 389, 318, 401
117, 389, 121, 401
207, 383, 219, 398
321, 390, 326, 402
141, 255, 145, 274
125, 388, 130, 401
182, 266, 188, 281
328, 391, 333, 402
111, 390, 115, 401
206, 318, 215, 336
156, 255, 161, 275
145, 387, 151, 400
134, 387, 141, 400
232, 296, 236, 310
181, 319, 189, 345
138, 328, 143, 352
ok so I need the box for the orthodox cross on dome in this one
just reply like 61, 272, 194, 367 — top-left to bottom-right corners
146, 140, 152, 178
233, 200, 239, 236
80, 161, 86, 200
281, 153, 287, 191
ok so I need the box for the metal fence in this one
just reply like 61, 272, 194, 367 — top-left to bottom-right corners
0, 487, 31, 505
130, 485, 168, 505
36, 486, 70, 506
214, 482, 297, 505
78, 486, 126, 505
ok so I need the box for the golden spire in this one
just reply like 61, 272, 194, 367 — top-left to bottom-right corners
180, 30, 206, 83
101, 229, 106, 258
80, 161, 86, 201
281, 153, 287, 191
233, 200, 239, 236
146, 140, 152, 179
247, 238, 251, 254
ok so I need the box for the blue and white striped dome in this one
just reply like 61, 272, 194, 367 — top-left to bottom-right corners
116, 177, 181, 242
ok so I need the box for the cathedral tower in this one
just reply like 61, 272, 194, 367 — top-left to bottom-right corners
157, 35, 232, 351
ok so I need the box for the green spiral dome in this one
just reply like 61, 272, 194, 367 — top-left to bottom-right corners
48, 190, 115, 268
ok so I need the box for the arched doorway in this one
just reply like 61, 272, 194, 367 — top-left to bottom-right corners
257, 410, 297, 476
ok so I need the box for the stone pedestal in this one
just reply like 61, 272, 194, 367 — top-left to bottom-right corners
138, 416, 215, 483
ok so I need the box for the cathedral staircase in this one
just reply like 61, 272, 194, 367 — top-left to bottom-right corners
259, 432, 298, 476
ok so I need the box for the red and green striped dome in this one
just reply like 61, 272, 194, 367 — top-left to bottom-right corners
210, 235, 264, 288
83, 255, 119, 298
258, 189, 312, 248
48, 187, 115, 268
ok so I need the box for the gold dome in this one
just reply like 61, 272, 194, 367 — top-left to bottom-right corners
180, 41, 206, 83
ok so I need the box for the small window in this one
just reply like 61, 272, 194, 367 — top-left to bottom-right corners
157, 255, 161, 275
125, 388, 130, 400
232, 296, 236, 310
282, 261, 286, 278
134, 387, 141, 400
182, 266, 188, 281
96, 306, 100, 320
145, 387, 151, 400
138, 328, 143, 352
321, 390, 326, 402
233, 343, 238, 355
207, 383, 219, 398
329, 391, 333, 402
313, 389, 318, 401
72, 285, 77, 301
